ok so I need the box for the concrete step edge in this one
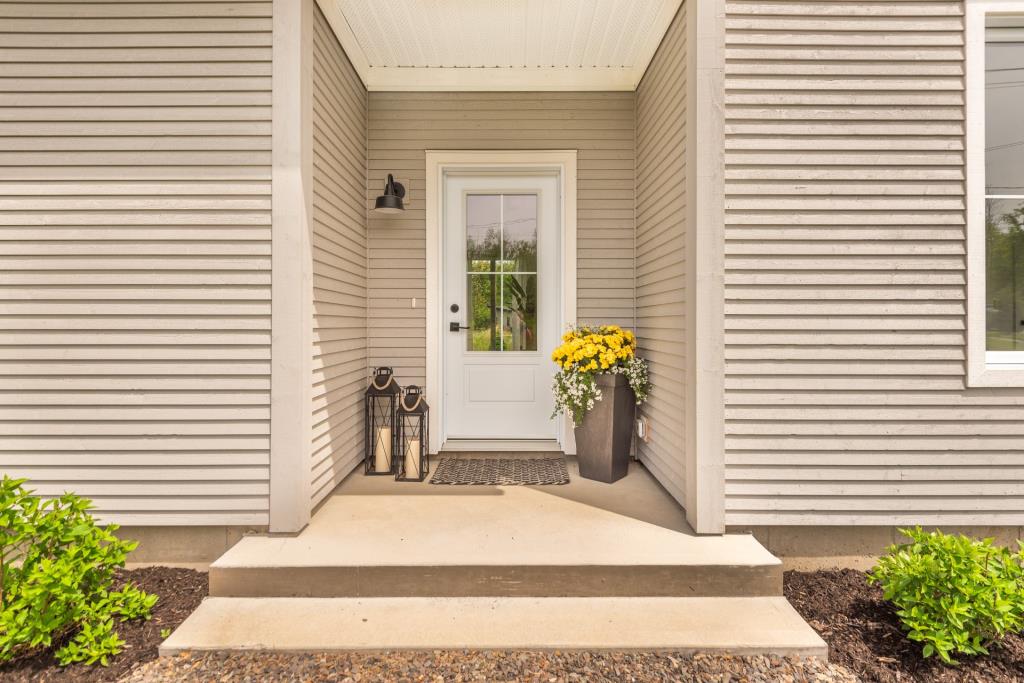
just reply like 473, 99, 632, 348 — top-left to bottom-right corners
208, 563, 784, 598
160, 596, 827, 658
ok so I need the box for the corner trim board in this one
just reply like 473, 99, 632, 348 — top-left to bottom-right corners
270, 0, 315, 533
686, 0, 726, 533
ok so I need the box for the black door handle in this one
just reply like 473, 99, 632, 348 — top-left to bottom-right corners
449, 322, 469, 332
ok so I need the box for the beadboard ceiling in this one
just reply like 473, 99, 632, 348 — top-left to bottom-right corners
316, 0, 683, 91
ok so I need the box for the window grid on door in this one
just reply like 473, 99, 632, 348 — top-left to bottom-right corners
465, 193, 538, 352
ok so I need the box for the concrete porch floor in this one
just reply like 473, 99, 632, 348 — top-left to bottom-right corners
332, 451, 694, 534
209, 454, 781, 598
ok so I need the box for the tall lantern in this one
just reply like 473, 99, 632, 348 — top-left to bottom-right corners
395, 385, 429, 482
364, 366, 401, 476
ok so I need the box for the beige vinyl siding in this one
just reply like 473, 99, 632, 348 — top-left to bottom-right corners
635, 5, 687, 506
310, 6, 367, 507
366, 92, 636, 386
720, 0, 1007, 524
0, 1, 272, 525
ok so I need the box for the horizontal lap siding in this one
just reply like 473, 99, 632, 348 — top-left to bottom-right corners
636, 5, 687, 505
0, 1, 272, 525
311, 6, 367, 506
366, 92, 636, 386
721, 0, 1017, 525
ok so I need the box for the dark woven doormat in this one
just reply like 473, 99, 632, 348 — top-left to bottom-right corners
429, 458, 570, 486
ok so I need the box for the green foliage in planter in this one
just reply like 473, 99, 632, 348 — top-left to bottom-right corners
868, 526, 1024, 665
0, 476, 157, 667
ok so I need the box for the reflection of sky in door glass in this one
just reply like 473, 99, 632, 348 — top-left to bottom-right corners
986, 16, 1024, 194
466, 195, 500, 268
502, 195, 538, 272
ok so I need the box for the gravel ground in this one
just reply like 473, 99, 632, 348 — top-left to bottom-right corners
121, 650, 858, 682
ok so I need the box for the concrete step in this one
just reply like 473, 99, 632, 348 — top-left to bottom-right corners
210, 492, 782, 598
161, 596, 827, 657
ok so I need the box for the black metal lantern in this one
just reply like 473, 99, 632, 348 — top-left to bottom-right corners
395, 385, 429, 482
364, 366, 401, 476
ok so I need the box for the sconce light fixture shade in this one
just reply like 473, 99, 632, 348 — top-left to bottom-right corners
374, 174, 406, 214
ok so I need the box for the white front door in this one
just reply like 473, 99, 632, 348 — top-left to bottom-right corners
442, 172, 560, 441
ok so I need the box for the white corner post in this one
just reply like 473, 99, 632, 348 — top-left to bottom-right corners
269, 0, 314, 533
685, 0, 726, 533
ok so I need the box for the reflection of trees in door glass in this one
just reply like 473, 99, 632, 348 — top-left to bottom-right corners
465, 194, 538, 352
986, 200, 1024, 350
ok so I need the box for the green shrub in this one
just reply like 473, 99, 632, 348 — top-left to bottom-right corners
0, 476, 157, 666
868, 526, 1024, 665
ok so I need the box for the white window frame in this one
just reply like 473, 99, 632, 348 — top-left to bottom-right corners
967, 0, 1024, 386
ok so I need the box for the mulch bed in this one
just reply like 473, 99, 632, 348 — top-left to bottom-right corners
0, 567, 207, 683
785, 568, 1024, 682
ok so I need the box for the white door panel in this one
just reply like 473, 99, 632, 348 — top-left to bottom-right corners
443, 173, 559, 440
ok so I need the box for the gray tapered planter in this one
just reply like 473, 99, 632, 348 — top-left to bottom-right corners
573, 373, 635, 483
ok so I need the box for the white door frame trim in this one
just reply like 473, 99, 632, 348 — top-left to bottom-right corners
425, 150, 578, 454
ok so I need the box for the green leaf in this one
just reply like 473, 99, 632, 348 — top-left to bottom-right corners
872, 527, 1024, 667
0, 476, 154, 668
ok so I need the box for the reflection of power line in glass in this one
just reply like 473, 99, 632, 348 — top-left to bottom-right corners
986, 139, 1024, 152
466, 217, 534, 230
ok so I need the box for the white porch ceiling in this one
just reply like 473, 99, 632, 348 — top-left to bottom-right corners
316, 0, 683, 91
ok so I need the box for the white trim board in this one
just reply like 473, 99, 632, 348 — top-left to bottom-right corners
425, 151, 578, 456
440, 440, 562, 453
269, 0, 315, 533
685, 0, 726, 534
314, 0, 681, 91
966, 0, 1024, 387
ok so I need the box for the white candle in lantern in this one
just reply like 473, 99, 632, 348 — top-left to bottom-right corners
374, 426, 391, 472
404, 438, 421, 479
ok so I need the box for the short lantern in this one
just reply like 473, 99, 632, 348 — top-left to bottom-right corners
364, 366, 401, 476
395, 385, 429, 482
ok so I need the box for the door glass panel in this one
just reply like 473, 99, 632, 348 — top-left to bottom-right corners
466, 194, 501, 268
467, 273, 500, 351
501, 273, 537, 351
501, 195, 538, 272
465, 193, 539, 351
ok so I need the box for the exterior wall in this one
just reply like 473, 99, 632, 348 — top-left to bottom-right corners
635, 6, 688, 506
119, 526, 258, 565
719, 1, 1017, 526
310, 6, 368, 507
366, 92, 636, 386
0, 1, 273, 525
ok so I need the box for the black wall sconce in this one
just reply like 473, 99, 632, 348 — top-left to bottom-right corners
374, 173, 405, 214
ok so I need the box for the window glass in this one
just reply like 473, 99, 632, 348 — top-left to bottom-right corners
985, 15, 1024, 352
465, 194, 539, 352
